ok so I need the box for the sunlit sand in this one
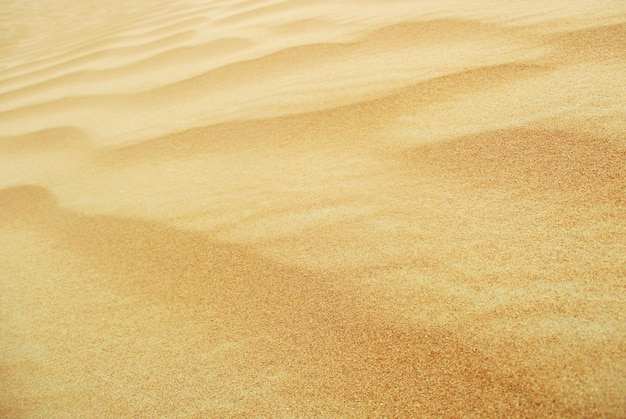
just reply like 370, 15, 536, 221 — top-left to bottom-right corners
1, 0, 625, 416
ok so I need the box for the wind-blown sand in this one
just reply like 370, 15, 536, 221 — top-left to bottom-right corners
1, 0, 625, 417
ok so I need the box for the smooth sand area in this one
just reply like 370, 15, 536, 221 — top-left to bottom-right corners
1, 0, 625, 417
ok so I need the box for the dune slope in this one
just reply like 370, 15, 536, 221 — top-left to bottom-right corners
1, 0, 625, 417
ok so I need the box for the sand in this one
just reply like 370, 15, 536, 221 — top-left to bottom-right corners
1, 0, 625, 417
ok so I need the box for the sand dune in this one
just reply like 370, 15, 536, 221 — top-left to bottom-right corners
1, 0, 625, 417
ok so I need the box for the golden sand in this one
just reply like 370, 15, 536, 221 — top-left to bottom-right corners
1, 1, 625, 417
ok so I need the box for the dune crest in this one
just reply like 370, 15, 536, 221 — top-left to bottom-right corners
1, 0, 625, 417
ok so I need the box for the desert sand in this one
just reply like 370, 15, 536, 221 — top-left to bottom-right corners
1, 0, 625, 417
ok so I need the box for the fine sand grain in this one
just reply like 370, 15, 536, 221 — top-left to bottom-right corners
1, 1, 625, 417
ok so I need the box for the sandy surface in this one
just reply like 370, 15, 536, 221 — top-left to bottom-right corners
1, 0, 625, 417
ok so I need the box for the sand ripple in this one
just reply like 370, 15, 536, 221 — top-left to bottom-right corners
1, 0, 625, 416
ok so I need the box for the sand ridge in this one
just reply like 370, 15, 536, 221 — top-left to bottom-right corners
1, 0, 625, 417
